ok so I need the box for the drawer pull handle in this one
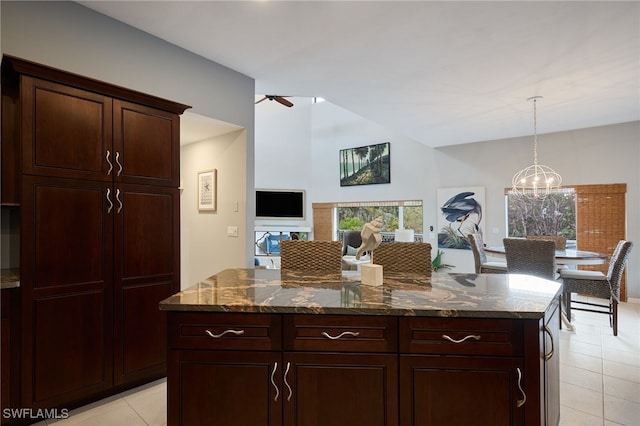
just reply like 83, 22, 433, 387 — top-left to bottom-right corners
543, 325, 555, 361
271, 362, 279, 402
115, 151, 123, 176
106, 188, 113, 214
321, 331, 360, 340
205, 329, 245, 338
106, 150, 113, 175
284, 362, 293, 402
115, 189, 123, 214
442, 334, 481, 344
516, 367, 526, 407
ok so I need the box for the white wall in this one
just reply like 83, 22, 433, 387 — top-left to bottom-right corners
254, 96, 314, 229
181, 130, 248, 286
2, 1, 258, 286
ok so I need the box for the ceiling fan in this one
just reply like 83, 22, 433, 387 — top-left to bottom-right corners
255, 95, 293, 108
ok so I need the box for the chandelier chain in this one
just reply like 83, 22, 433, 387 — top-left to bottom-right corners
533, 98, 538, 166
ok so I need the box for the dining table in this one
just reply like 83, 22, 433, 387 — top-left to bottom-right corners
484, 244, 607, 333
484, 246, 608, 266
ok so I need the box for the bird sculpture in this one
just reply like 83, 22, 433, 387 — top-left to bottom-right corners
356, 217, 383, 260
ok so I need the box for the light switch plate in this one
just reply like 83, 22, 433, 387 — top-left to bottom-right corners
227, 226, 238, 237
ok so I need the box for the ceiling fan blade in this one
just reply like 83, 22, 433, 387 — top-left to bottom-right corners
274, 96, 293, 107
255, 96, 268, 104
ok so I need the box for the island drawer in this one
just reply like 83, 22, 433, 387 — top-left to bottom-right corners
168, 312, 282, 351
283, 314, 398, 353
399, 317, 523, 356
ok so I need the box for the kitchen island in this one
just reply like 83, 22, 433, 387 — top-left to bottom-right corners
161, 269, 561, 426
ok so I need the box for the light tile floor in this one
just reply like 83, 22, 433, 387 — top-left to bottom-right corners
38, 299, 639, 426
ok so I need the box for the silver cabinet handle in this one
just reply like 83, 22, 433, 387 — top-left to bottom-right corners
516, 367, 526, 408
115, 151, 123, 176
543, 325, 555, 361
271, 362, 279, 402
442, 334, 481, 344
205, 329, 245, 338
283, 362, 292, 402
106, 188, 113, 213
106, 150, 113, 175
115, 189, 123, 213
321, 331, 360, 340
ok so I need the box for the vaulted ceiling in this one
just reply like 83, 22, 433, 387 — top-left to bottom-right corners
79, 1, 639, 147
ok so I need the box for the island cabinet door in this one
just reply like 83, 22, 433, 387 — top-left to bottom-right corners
282, 352, 399, 426
399, 356, 525, 426
167, 350, 283, 426
543, 299, 561, 426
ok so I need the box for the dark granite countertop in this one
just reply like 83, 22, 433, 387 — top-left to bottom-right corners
160, 269, 561, 319
1, 268, 20, 290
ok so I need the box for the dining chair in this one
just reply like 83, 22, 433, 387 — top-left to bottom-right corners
341, 230, 362, 256
526, 235, 567, 250
525, 235, 567, 250
372, 242, 432, 274
280, 240, 343, 273
560, 240, 633, 336
503, 238, 557, 281
467, 233, 507, 274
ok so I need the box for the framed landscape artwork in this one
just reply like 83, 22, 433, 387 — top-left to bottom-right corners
339, 142, 390, 186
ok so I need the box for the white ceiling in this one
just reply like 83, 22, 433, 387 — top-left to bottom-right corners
79, 1, 639, 148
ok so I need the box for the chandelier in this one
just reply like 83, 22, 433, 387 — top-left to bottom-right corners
511, 96, 562, 198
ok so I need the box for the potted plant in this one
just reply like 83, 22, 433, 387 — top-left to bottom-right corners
432, 249, 454, 272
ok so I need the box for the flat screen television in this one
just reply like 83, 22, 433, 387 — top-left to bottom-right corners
255, 189, 305, 220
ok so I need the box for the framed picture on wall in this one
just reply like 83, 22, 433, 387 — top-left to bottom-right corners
339, 142, 390, 186
198, 169, 217, 211
437, 187, 485, 249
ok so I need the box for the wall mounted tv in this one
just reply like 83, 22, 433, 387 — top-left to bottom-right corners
255, 189, 305, 220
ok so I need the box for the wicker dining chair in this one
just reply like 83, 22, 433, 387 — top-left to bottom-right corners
560, 240, 633, 336
280, 240, 343, 273
372, 242, 432, 274
468, 233, 507, 274
503, 238, 557, 281
526, 235, 567, 250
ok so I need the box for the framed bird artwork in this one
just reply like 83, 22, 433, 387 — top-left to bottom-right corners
437, 187, 485, 249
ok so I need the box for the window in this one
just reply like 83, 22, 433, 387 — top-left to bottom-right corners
506, 188, 576, 243
336, 200, 423, 240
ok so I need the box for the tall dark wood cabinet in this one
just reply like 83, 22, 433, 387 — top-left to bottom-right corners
1, 55, 189, 413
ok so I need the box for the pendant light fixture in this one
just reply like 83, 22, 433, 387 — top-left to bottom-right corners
511, 96, 562, 198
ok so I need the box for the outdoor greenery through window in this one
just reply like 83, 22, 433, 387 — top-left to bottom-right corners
506, 188, 576, 243
336, 200, 423, 236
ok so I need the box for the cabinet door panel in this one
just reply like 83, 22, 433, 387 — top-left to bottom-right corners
544, 301, 560, 426
400, 356, 524, 426
285, 352, 398, 426
22, 77, 112, 181
22, 177, 112, 291
115, 185, 178, 281
20, 176, 113, 408
168, 350, 282, 426
114, 100, 179, 187
114, 282, 172, 385
1, 315, 9, 424
31, 291, 112, 405
114, 184, 179, 385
